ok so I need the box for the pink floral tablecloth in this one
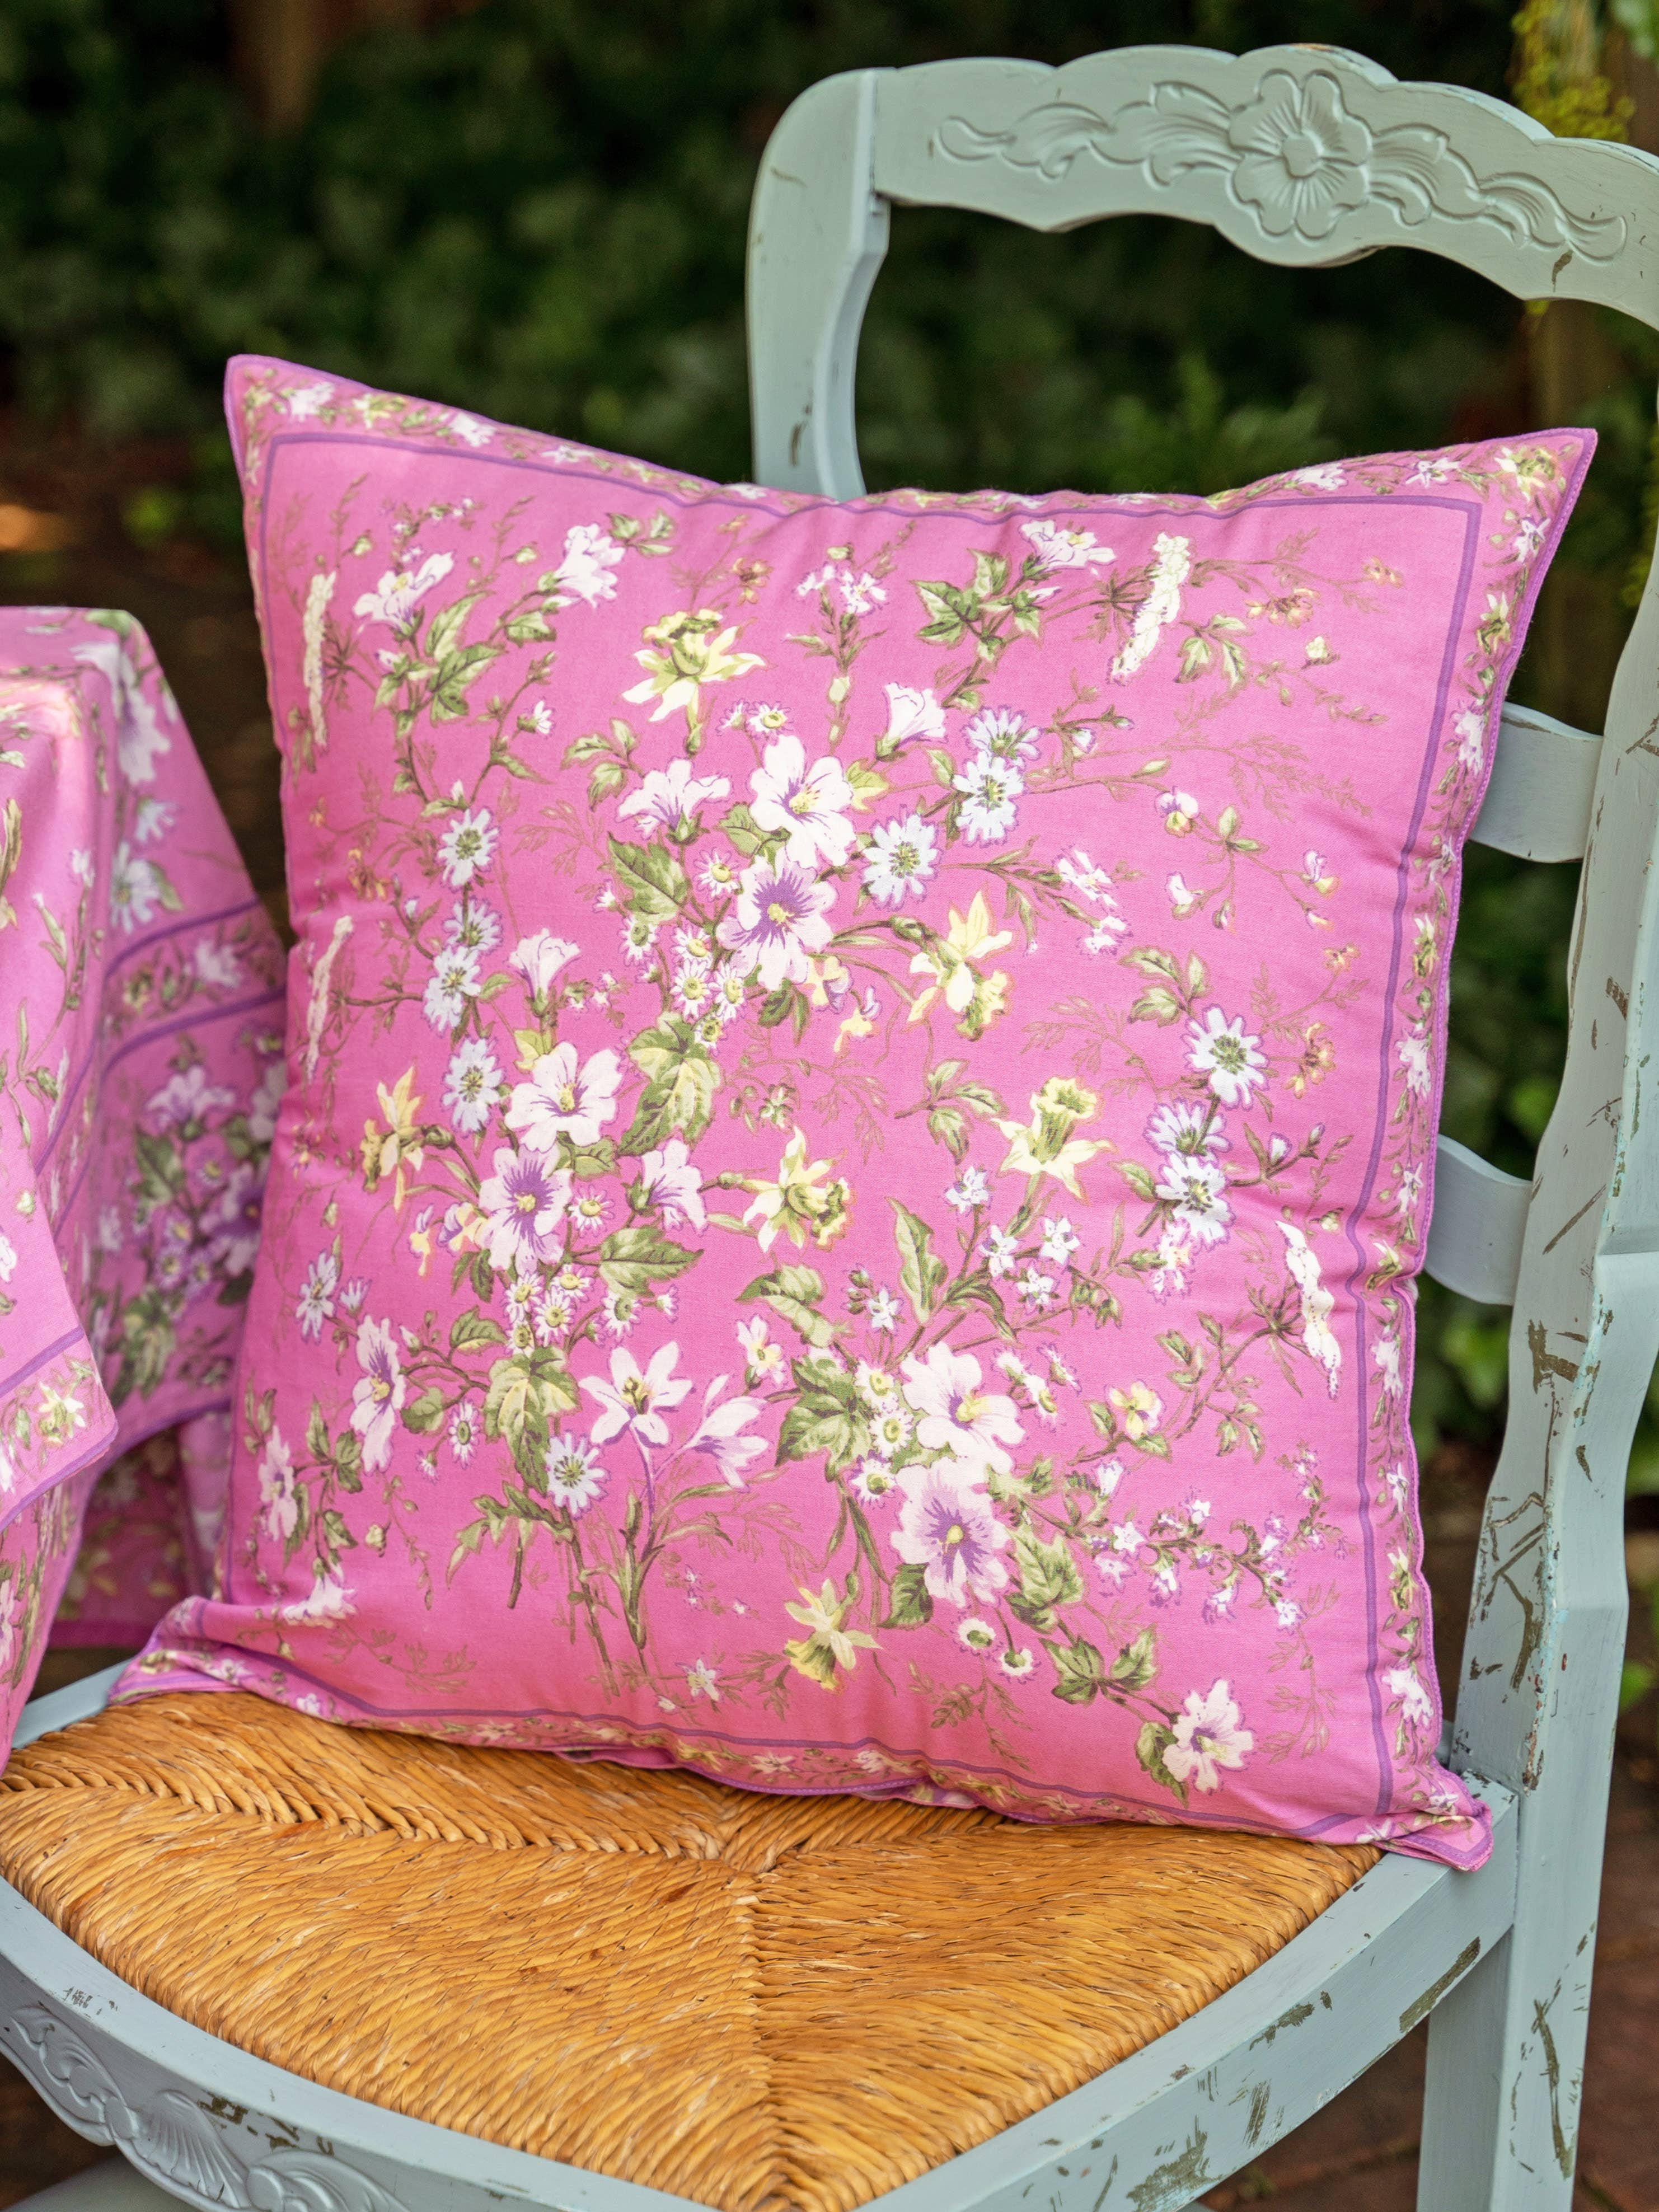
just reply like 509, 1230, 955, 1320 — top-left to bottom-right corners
0, 608, 283, 1748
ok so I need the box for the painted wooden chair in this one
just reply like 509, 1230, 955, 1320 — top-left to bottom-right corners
2, 39, 1657, 2212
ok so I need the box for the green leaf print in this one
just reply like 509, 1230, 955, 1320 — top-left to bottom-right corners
737, 1264, 840, 1349
402, 1386, 447, 1435
596, 1225, 699, 1294
109, 1288, 177, 1405
449, 1310, 507, 1354
1051, 1636, 1107, 1705
776, 1360, 867, 1473
891, 1199, 946, 1325
483, 1350, 580, 1482
1136, 1719, 1189, 1806
607, 836, 690, 924
1009, 1524, 1084, 1630
1110, 1627, 1159, 1693
883, 1562, 934, 1628
620, 1017, 720, 1151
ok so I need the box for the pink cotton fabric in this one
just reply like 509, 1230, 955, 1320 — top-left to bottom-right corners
0, 608, 283, 1751
124, 357, 1592, 1867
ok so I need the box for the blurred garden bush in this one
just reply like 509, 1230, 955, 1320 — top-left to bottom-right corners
5, 0, 1659, 1480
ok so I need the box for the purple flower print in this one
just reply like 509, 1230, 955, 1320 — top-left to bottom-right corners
477, 1146, 572, 1272
349, 1316, 406, 1475
716, 856, 836, 991
891, 1461, 1011, 1608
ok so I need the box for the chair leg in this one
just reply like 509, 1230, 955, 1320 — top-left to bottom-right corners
3, 2162, 183, 2212
1417, 1916, 1594, 2211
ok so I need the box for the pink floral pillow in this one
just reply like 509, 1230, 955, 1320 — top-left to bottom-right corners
124, 355, 1591, 1869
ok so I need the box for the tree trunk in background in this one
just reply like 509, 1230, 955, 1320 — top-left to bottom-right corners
1516, 18, 1659, 730
228, 0, 437, 134
1525, 301, 1630, 729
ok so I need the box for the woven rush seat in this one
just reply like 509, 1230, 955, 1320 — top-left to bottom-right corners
0, 1694, 1377, 2212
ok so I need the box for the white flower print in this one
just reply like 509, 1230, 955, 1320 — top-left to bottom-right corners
257, 1427, 298, 1543
716, 856, 836, 991
879, 682, 944, 751
193, 938, 242, 990
945, 1166, 991, 1213
1111, 532, 1191, 681
861, 812, 939, 907
423, 944, 480, 1034
296, 1250, 339, 1342
867, 1287, 902, 1333
503, 934, 576, 1011
545, 1433, 607, 1516
280, 1569, 357, 1627
446, 901, 501, 955
982, 1226, 1018, 1278
1385, 1665, 1434, 1731
1374, 1332, 1403, 1398
349, 1317, 407, 1476
900, 1345, 1024, 1474
582, 1342, 692, 1447
448, 1401, 479, 1466
1148, 1101, 1228, 1158
1187, 1005, 1268, 1108
1038, 1215, 1080, 1266
618, 757, 731, 835
1398, 1028, 1431, 1099
443, 1038, 502, 1136
749, 734, 856, 869
148, 1063, 235, 1127
284, 379, 334, 418
109, 841, 163, 933
638, 1138, 706, 1230
541, 521, 621, 610
437, 808, 497, 888
1166, 872, 1201, 919
1164, 1680, 1254, 1793
447, 409, 495, 448
1454, 707, 1486, 772
1280, 1222, 1342, 1396
1288, 462, 1346, 491
687, 1376, 767, 1484
953, 753, 1023, 843
1155, 1153, 1233, 1247
353, 551, 454, 628
301, 569, 335, 754
964, 707, 1040, 764
507, 1042, 623, 1152
1020, 518, 1115, 571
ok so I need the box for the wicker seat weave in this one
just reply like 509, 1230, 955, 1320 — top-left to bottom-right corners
0, 1693, 1376, 2212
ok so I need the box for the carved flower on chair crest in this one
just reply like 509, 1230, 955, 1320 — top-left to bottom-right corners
1226, 72, 1371, 239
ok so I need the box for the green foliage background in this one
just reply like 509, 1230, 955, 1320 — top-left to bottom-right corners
5, 0, 1657, 1479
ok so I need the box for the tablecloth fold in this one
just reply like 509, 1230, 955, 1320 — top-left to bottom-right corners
0, 607, 283, 1750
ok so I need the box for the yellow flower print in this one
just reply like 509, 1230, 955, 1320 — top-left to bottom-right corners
742, 1126, 852, 1253
992, 1075, 1112, 1199
784, 1577, 878, 1690
360, 1066, 425, 1212
1107, 1381, 1163, 1441
622, 607, 763, 748
907, 891, 1015, 1038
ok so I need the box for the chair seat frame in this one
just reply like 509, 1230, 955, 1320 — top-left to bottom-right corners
7, 38, 1659, 2212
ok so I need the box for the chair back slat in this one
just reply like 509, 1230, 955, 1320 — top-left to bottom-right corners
1474, 705, 1600, 860
1425, 1136, 1531, 1304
